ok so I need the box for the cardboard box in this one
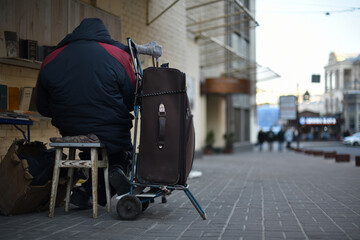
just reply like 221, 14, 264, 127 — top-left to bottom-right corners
0, 140, 71, 215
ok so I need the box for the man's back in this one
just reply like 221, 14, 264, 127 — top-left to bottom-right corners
36, 18, 135, 154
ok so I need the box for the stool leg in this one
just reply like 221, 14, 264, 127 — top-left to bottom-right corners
49, 148, 62, 217
65, 148, 76, 212
91, 148, 98, 218
102, 148, 111, 213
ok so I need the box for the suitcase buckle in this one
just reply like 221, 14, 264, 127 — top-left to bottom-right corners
159, 103, 165, 114
158, 103, 166, 149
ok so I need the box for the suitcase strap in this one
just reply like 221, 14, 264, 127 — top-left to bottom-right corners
142, 89, 186, 97
158, 103, 166, 149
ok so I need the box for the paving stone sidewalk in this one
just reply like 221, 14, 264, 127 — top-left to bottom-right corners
1, 149, 360, 240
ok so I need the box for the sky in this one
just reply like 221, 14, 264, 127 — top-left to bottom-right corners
255, 0, 360, 105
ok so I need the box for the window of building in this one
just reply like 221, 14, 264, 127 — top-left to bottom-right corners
344, 69, 352, 90
348, 104, 356, 131
350, 117, 355, 130
230, 32, 249, 71
233, 108, 250, 142
354, 78, 360, 90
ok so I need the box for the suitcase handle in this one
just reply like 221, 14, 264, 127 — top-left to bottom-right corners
158, 103, 166, 149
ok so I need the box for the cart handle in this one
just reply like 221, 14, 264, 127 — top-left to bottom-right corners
134, 41, 163, 60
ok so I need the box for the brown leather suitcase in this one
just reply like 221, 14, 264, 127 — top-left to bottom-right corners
137, 67, 195, 185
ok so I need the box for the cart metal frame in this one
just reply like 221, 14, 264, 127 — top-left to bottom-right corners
114, 38, 206, 220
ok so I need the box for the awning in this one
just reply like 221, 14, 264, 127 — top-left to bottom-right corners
186, 0, 258, 79
201, 77, 251, 94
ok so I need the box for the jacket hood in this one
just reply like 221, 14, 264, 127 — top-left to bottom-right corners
56, 18, 115, 48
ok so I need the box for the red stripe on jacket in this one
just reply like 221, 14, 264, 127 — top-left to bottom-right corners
98, 42, 136, 88
40, 45, 68, 71
35, 45, 68, 108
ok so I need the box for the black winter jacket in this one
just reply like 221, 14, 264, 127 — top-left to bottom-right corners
35, 18, 136, 154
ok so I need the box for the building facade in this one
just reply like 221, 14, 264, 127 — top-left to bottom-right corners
324, 52, 360, 134
187, 0, 258, 150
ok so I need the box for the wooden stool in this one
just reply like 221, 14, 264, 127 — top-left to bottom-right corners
48, 142, 111, 218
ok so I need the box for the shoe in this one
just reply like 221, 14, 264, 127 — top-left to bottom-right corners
109, 167, 131, 196
70, 186, 92, 209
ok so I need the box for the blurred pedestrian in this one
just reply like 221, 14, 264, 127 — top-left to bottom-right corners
285, 127, 294, 148
257, 129, 266, 151
277, 127, 285, 151
294, 128, 300, 149
267, 128, 275, 151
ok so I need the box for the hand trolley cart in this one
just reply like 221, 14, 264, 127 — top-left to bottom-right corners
114, 38, 206, 220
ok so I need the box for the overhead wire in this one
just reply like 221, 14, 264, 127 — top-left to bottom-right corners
256, 0, 360, 15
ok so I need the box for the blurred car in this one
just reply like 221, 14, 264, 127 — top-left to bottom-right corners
343, 132, 360, 146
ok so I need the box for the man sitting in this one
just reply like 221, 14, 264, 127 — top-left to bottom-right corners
35, 18, 136, 208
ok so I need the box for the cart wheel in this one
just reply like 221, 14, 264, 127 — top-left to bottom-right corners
116, 195, 142, 220
142, 200, 150, 212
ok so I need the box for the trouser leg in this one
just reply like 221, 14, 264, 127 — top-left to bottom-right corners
79, 150, 130, 206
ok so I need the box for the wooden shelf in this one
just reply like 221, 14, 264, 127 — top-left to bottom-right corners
0, 57, 41, 70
